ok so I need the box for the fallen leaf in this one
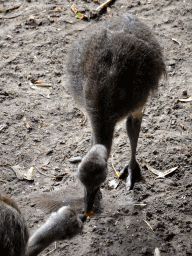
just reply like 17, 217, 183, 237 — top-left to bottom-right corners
54, 6, 63, 12
11, 165, 34, 181
76, 12, 84, 19
39, 120, 47, 128
23, 117, 31, 129
143, 159, 178, 179
106, 7, 113, 17
47, 15, 58, 22
70, 4, 77, 14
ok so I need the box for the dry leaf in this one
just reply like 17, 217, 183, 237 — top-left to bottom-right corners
54, 6, 63, 12
11, 165, 34, 181
23, 117, 31, 129
47, 16, 59, 22
143, 159, 178, 179
39, 120, 47, 128
76, 12, 84, 19
106, 7, 113, 17
70, 4, 77, 14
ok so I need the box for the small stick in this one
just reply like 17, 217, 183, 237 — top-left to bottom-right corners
35, 84, 52, 87
139, 131, 164, 138
42, 242, 57, 256
0, 0, 24, 19
179, 96, 192, 102
35, 166, 55, 178
172, 38, 181, 46
143, 219, 154, 232
96, 0, 113, 11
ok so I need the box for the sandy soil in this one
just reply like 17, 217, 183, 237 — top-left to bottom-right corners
0, 0, 192, 255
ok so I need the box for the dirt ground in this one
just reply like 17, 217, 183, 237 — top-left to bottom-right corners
0, 0, 192, 255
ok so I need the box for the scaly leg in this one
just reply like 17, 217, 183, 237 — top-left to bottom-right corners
119, 109, 143, 190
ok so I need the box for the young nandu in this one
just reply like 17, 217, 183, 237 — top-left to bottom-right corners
67, 13, 166, 213
0, 194, 84, 256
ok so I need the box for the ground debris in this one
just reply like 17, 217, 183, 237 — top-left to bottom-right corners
11, 165, 34, 181
179, 95, 192, 102
142, 159, 178, 179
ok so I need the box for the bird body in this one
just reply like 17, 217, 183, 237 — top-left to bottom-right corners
67, 13, 166, 212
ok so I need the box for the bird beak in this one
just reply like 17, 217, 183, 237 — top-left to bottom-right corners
84, 187, 99, 213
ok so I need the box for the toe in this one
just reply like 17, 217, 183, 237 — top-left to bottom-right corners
119, 161, 129, 179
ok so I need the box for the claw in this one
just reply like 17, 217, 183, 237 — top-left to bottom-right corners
119, 161, 142, 190
126, 168, 133, 190
119, 161, 129, 180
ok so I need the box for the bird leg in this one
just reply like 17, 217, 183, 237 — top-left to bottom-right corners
119, 110, 143, 190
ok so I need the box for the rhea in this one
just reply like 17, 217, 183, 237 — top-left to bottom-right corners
0, 194, 84, 256
67, 13, 166, 213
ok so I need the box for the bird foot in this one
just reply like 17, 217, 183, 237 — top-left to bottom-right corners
119, 160, 142, 190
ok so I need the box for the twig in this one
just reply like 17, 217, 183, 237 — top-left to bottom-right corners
35, 84, 52, 87
172, 38, 181, 46
179, 96, 192, 102
35, 166, 55, 178
0, 5, 20, 12
96, 0, 113, 11
0, 0, 24, 19
139, 131, 164, 138
143, 219, 154, 232
42, 242, 57, 256
119, 203, 146, 206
